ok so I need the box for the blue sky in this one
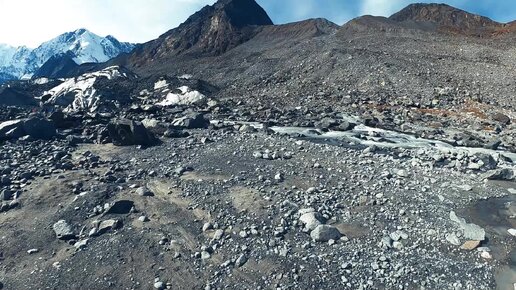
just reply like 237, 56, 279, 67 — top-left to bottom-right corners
259, 0, 516, 26
0, 0, 515, 47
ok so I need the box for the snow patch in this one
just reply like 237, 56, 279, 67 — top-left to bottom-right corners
154, 80, 168, 90
33, 77, 50, 85
179, 74, 193, 80
157, 86, 206, 107
42, 66, 125, 112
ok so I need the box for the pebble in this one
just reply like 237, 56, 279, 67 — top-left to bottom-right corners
27, 249, 39, 254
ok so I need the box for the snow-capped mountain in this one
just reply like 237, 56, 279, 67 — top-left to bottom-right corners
0, 29, 134, 83
0, 44, 32, 82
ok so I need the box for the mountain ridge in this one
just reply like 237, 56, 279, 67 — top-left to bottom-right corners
0, 29, 135, 83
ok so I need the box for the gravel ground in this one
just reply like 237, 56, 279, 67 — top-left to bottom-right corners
0, 125, 514, 289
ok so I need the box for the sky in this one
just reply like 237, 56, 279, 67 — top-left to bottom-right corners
1, 0, 516, 48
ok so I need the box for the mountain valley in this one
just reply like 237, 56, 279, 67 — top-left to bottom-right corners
0, 1, 515, 289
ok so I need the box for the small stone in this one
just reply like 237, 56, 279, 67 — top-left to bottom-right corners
460, 240, 481, 250
0, 189, 13, 201
299, 211, 325, 231
202, 222, 213, 232
53, 220, 75, 240
138, 216, 149, 222
74, 239, 89, 250
235, 254, 248, 267
390, 230, 408, 241
381, 236, 393, 248
154, 281, 165, 290
136, 187, 154, 197
480, 251, 493, 259
341, 262, 351, 269
457, 185, 473, 191
508, 229, 516, 237
27, 249, 39, 254
445, 233, 461, 246
393, 241, 404, 250
306, 187, 317, 194
310, 225, 342, 242
396, 169, 409, 178
213, 229, 224, 240
201, 251, 211, 260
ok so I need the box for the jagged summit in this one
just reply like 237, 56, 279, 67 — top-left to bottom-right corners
126, 0, 273, 67
212, 0, 273, 27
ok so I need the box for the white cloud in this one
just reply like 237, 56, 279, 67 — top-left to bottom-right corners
359, 0, 409, 17
0, 0, 215, 47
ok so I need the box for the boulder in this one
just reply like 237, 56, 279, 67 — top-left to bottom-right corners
22, 117, 57, 140
171, 113, 210, 129
299, 210, 326, 231
315, 117, 338, 130
449, 211, 485, 241
0, 120, 25, 140
491, 112, 510, 125
163, 129, 190, 138
484, 168, 514, 181
107, 119, 159, 146
310, 225, 342, 242
53, 220, 76, 240
0, 117, 56, 141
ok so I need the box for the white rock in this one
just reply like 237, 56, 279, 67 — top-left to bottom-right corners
299, 211, 325, 231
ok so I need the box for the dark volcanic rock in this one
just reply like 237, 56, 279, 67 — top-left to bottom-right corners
22, 117, 58, 140
0, 87, 37, 106
107, 119, 159, 146
172, 113, 210, 129
0, 117, 56, 141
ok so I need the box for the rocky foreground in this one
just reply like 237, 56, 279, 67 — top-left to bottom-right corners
0, 104, 515, 290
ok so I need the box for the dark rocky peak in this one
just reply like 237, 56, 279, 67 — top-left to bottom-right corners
32, 52, 79, 79
127, 0, 273, 67
213, 0, 273, 27
389, 3, 502, 35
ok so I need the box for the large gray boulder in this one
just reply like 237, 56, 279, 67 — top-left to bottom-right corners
53, 220, 76, 240
171, 113, 210, 129
107, 119, 159, 146
0, 117, 56, 141
310, 225, 342, 242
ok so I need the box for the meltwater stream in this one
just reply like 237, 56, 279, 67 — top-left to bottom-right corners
270, 124, 516, 162
217, 120, 516, 163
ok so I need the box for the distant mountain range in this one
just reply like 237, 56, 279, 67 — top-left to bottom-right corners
0, 29, 134, 83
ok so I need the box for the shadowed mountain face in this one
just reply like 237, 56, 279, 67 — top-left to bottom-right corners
126, 0, 273, 68
32, 52, 79, 79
